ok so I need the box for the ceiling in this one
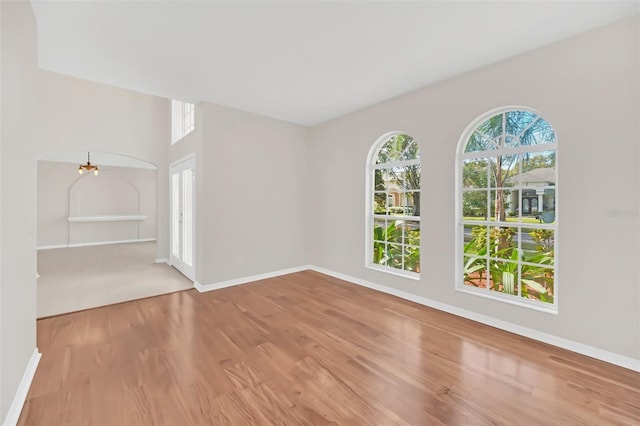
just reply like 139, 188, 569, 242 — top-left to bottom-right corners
31, 1, 639, 126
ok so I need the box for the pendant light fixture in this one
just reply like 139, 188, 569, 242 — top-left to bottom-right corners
78, 152, 99, 175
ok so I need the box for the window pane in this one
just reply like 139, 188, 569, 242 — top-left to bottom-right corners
401, 165, 420, 190
387, 220, 403, 243
520, 118, 556, 146
379, 167, 418, 191
462, 223, 475, 247
393, 169, 408, 190
489, 226, 518, 260
462, 190, 488, 220
373, 191, 388, 214
390, 191, 418, 216
540, 188, 556, 224
462, 158, 488, 189
404, 221, 420, 247
505, 110, 538, 137
463, 256, 487, 288
489, 155, 518, 188
477, 113, 503, 140
464, 225, 489, 256
522, 228, 555, 259
373, 219, 387, 242
488, 189, 514, 222
465, 131, 491, 153
373, 242, 387, 266
521, 266, 554, 304
404, 246, 420, 272
376, 134, 419, 163
520, 150, 555, 183
399, 139, 419, 161
387, 244, 403, 269
489, 260, 519, 295
374, 168, 396, 192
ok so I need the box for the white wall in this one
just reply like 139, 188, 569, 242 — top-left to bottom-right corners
0, 0, 39, 421
37, 70, 170, 260
308, 17, 640, 361
199, 102, 309, 284
37, 161, 157, 248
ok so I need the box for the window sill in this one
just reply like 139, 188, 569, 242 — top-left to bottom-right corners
366, 264, 420, 280
456, 285, 558, 314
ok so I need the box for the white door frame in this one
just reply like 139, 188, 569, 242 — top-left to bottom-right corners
169, 153, 196, 281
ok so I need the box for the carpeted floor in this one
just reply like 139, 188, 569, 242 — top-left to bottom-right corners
37, 242, 193, 317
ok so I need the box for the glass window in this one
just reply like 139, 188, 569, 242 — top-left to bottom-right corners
367, 133, 421, 278
458, 108, 557, 310
171, 100, 195, 144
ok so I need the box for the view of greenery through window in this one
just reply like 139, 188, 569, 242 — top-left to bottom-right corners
461, 110, 557, 305
371, 134, 421, 275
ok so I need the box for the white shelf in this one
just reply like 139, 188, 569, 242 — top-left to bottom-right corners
68, 215, 147, 223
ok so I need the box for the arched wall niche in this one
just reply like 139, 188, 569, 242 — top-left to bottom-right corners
37, 152, 158, 248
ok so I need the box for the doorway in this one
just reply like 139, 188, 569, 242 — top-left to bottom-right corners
170, 154, 195, 281
36, 151, 193, 318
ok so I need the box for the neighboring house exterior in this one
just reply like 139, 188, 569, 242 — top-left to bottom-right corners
381, 179, 416, 215
508, 167, 556, 219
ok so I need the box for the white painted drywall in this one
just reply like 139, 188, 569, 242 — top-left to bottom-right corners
37, 161, 157, 248
0, 0, 39, 421
200, 102, 309, 284
37, 70, 170, 261
307, 17, 640, 361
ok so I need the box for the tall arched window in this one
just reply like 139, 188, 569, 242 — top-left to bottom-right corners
457, 107, 557, 311
367, 133, 421, 278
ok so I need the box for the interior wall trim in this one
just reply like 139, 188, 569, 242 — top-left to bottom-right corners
3, 348, 41, 426
155, 263, 640, 372
194, 265, 310, 293
307, 265, 640, 373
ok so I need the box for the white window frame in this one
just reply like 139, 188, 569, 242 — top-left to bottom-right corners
365, 131, 421, 280
455, 106, 559, 313
182, 102, 195, 135
171, 100, 195, 144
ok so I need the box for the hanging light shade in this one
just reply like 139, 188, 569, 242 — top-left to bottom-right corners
78, 152, 99, 175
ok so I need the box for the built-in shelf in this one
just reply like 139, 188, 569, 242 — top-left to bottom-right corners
68, 215, 147, 223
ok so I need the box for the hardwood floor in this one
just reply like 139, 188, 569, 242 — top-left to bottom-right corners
20, 270, 640, 425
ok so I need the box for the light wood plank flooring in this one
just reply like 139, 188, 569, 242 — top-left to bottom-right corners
20, 270, 640, 425
37, 242, 193, 318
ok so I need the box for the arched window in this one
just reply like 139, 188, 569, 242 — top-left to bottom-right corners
457, 108, 557, 311
367, 133, 421, 278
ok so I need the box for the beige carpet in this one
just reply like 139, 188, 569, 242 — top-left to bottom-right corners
37, 242, 193, 318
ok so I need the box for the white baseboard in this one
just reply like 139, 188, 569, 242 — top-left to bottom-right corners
35, 243, 68, 250
3, 348, 41, 426
194, 265, 310, 293
307, 265, 640, 372
154, 258, 169, 265
37, 238, 157, 250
